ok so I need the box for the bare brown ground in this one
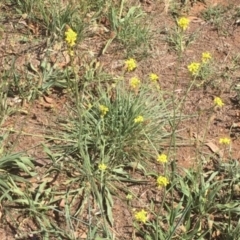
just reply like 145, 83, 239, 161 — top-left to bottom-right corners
1, 0, 240, 239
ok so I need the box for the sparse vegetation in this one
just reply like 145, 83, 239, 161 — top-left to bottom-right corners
0, 0, 240, 239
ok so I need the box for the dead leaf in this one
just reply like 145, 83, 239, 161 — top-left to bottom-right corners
39, 96, 53, 108
205, 140, 223, 157
188, 16, 206, 24
179, 225, 186, 233
43, 95, 54, 104
59, 198, 65, 208
27, 22, 40, 35
78, 232, 87, 239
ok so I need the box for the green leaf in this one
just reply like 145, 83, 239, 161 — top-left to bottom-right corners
105, 188, 113, 226
15, 161, 36, 176
127, 162, 146, 173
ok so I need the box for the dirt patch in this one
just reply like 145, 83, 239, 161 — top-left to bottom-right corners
1, 0, 240, 239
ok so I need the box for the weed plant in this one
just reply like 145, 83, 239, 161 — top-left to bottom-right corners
167, 16, 197, 54
47, 78, 178, 238
0, 0, 240, 239
13, 0, 84, 36
108, 5, 150, 56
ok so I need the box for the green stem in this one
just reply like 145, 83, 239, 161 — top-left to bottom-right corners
119, 0, 125, 20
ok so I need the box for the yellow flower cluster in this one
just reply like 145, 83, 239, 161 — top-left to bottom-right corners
134, 115, 144, 123
99, 105, 109, 117
149, 73, 159, 82
157, 154, 168, 163
202, 52, 212, 63
125, 58, 137, 72
157, 176, 169, 188
214, 97, 224, 107
187, 62, 201, 76
188, 52, 212, 77
124, 60, 160, 90
134, 209, 148, 223
65, 28, 77, 47
177, 17, 190, 31
130, 77, 141, 89
219, 137, 230, 145
98, 163, 107, 171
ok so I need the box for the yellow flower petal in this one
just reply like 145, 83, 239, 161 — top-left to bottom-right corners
134, 115, 144, 123
65, 28, 77, 47
125, 58, 137, 72
134, 209, 148, 223
177, 17, 190, 31
157, 154, 168, 163
219, 137, 230, 145
202, 52, 212, 63
149, 73, 159, 82
98, 163, 107, 171
157, 176, 169, 188
130, 77, 141, 89
99, 105, 109, 117
214, 97, 224, 107
188, 62, 201, 76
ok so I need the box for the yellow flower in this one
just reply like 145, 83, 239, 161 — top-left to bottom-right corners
134, 209, 148, 223
126, 194, 133, 200
214, 97, 224, 107
219, 137, 231, 145
177, 17, 190, 31
88, 103, 93, 109
157, 176, 169, 188
202, 52, 212, 63
130, 77, 141, 89
65, 28, 77, 47
134, 115, 144, 123
188, 62, 201, 76
157, 154, 168, 163
125, 58, 137, 72
149, 73, 159, 82
99, 105, 109, 117
98, 163, 107, 171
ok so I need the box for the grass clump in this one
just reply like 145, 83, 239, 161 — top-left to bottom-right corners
12, 0, 84, 36
1, 0, 240, 239
41, 58, 179, 236
106, 5, 150, 56
200, 4, 234, 35
79, 85, 174, 166
134, 160, 240, 240
46, 82, 177, 237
